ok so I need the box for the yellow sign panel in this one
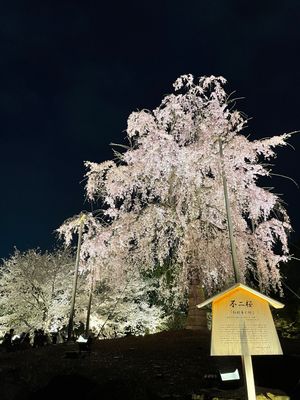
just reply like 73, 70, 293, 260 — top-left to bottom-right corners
211, 287, 282, 356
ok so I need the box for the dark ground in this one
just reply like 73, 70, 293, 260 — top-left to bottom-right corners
0, 329, 299, 400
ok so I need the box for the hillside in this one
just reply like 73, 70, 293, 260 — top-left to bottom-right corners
0, 329, 299, 400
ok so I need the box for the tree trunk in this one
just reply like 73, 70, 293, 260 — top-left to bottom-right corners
185, 281, 208, 331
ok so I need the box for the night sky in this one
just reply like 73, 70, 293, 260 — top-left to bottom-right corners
1, 0, 300, 260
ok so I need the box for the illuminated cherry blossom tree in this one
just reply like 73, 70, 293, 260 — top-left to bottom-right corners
82, 75, 292, 306
57, 213, 172, 335
0, 248, 77, 333
88, 271, 170, 337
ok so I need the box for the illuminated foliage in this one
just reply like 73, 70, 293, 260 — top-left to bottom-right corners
0, 248, 76, 333
90, 271, 170, 338
57, 214, 170, 336
82, 75, 292, 302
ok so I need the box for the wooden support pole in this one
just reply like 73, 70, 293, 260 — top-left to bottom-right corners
218, 137, 241, 283
242, 354, 256, 400
85, 271, 94, 337
219, 137, 257, 399
67, 214, 85, 341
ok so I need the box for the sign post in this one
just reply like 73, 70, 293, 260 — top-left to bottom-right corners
243, 354, 256, 400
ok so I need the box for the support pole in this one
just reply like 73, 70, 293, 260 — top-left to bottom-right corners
85, 271, 94, 337
219, 138, 256, 399
242, 355, 256, 400
218, 137, 241, 283
67, 214, 85, 341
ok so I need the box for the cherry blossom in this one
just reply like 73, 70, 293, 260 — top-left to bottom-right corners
80, 74, 293, 302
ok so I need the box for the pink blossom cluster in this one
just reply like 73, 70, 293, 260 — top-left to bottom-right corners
61, 74, 293, 301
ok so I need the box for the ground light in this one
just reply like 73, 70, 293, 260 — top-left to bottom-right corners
219, 367, 241, 391
220, 368, 240, 382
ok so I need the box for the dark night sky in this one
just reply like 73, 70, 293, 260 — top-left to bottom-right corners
1, 0, 300, 260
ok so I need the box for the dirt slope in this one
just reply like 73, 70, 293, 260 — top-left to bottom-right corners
0, 329, 299, 400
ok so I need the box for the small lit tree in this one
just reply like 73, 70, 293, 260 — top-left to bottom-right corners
57, 213, 169, 336
0, 248, 76, 333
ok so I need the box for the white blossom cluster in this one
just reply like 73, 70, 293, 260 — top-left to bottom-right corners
71, 75, 292, 302
0, 248, 75, 333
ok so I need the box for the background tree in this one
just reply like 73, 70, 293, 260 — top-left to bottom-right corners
0, 248, 77, 333
274, 240, 300, 337
81, 74, 293, 309
57, 213, 170, 336
87, 270, 170, 338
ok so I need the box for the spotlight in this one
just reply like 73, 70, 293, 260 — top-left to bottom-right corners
219, 368, 241, 390
219, 368, 240, 382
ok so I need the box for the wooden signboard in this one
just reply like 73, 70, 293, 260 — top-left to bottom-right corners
210, 286, 283, 355
197, 283, 284, 400
197, 283, 284, 356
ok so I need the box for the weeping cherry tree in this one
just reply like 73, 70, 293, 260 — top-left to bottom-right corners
81, 74, 292, 310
